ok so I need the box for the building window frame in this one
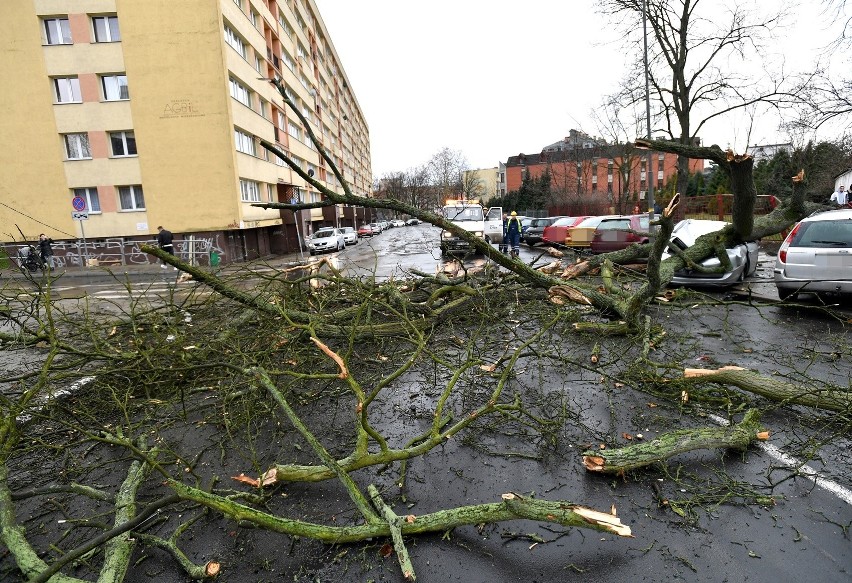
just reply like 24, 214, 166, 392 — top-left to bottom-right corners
240, 179, 261, 202
92, 15, 121, 42
234, 128, 256, 155
43, 17, 72, 45
288, 121, 302, 142
72, 187, 101, 213
109, 131, 137, 157
118, 185, 145, 211
64, 133, 91, 160
53, 77, 81, 103
224, 25, 247, 59
229, 77, 252, 108
101, 74, 129, 101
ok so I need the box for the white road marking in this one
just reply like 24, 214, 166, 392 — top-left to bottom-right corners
708, 413, 852, 505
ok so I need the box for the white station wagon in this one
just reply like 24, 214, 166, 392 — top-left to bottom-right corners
774, 208, 852, 300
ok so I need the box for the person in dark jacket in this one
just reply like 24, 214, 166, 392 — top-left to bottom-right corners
157, 226, 176, 269
506, 211, 523, 257
38, 234, 54, 269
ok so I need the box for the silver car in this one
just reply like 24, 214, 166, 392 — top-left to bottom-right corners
774, 208, 852, 300
339, 226, 358, 246
307, 228, 346, 255
662, 219, 759, 287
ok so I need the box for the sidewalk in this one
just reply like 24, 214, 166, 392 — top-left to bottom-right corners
2, 251, 307, 282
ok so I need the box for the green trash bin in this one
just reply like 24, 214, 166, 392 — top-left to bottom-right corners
210, 251, 221, 267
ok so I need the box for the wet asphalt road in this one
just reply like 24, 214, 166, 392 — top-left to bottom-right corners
3, 224, 850, 582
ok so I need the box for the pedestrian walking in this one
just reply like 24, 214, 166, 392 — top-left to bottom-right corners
157, 226, 177, 269
38, 234, 54, 269
506, 211, 523, 258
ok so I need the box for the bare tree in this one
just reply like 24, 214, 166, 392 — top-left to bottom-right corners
428, 147, 468, 202
786, 2, 852, 132
461, 169, 487, 200
404, 164, 432, 209
597, 0, 800, 207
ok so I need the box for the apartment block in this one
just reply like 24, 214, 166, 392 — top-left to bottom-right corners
1, 0, 372, 266
505, 143, 703, 214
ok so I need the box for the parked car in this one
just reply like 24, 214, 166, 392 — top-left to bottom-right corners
391, 219, 405, 227
774, 208, 852, 300
357, 224, 374, 237
524, 216, 566, 247
369, 222, 383, 233
542, 216, 591, 246
520, 217, 534, 237
565, 215, 618, 248
405, 218, 421, 226
661, 219, 759, 287
339, 226, 358, 246
307, 228, 346, 255
590, 215, 650, 253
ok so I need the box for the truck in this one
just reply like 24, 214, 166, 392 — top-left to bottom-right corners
439, 199, 503, 256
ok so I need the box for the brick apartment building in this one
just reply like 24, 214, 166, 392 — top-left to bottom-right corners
505, 132, 704, 214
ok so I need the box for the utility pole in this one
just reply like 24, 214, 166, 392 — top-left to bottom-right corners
642, 0, 656, 227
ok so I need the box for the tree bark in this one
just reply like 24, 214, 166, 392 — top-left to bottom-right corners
582, 409, 766, 474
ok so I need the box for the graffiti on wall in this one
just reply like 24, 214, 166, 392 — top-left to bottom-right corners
4, 235, 227, 268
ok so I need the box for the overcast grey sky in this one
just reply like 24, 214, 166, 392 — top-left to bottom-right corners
317, 0, 842, 177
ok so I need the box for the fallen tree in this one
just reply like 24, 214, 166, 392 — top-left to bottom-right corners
581, 408, 768, 474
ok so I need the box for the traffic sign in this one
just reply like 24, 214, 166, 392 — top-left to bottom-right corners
72, 211, 89, 221
72, 196, 86, 211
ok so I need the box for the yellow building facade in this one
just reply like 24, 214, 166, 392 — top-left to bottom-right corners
1, 0, 371, 265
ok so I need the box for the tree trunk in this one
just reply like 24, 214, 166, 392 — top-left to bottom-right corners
582, 409, 766, 474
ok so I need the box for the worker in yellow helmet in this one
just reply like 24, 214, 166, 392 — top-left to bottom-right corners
506, 211, 523, 258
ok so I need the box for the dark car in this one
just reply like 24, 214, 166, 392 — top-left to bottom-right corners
524, 216, 566, 247
590, 215, 650, 253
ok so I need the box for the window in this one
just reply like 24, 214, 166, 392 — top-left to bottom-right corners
64, 133, 91, 160
229, 77, 252, 107
281, 51, 294, 72
43, 17, 71, 45
72, 187, 101, 212
92, 16, 120, 42
234, 129, 256, 155
110, 131, 137, 156
288, 121, 302, 141
267, 184, 276, 202
224, 25, 246, 58
53, 77, 81, 103
250, 9, 259, 28
118, 185, 145, 210
254, 54, 262, 73
240, 179, 260, 202
102, 75, 129, 100
278, 14, 293, 38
